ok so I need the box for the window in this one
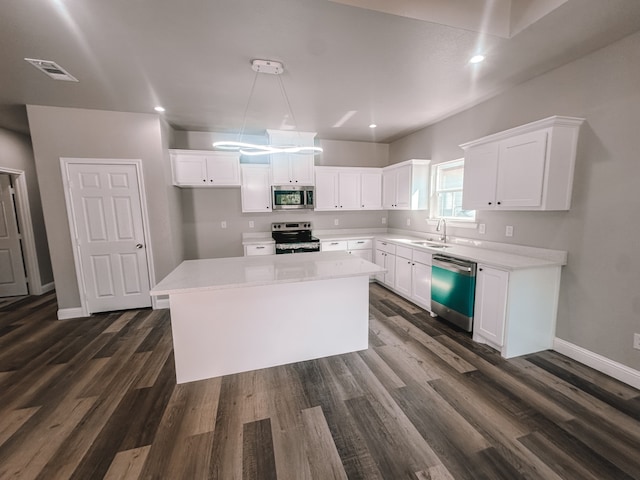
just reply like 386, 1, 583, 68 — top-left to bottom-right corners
432, 159, 475, 220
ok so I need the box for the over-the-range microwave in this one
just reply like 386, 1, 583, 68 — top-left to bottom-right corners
272, 185, 314, 210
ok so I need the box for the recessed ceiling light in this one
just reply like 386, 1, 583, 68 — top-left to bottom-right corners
469, 54, 485, 64
369, 124, 377, 129
154, 106, 166, 113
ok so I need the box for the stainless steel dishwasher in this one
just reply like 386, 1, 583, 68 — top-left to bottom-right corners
430, 254, 477, 332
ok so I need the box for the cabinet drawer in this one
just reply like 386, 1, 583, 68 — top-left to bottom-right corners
245, 244, 275, 256
322, 240, 348, 251
396, 245, 413, 260
376, 240, 396, 254
412, 249, 432, 265
347, 238, 372, 250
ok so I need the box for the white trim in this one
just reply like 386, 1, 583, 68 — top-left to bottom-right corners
153, 296, 170, 310
60, 158, 156, 316
57, 307, 85, 320
40, 281, 55, 294
0, 167, 44, 295
553, 337, 640, 390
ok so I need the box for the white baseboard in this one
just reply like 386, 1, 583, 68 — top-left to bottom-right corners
57, 307, 86, 320
40, 282, 55, 294
152, 297, 170, 310
553, 337, 640, 390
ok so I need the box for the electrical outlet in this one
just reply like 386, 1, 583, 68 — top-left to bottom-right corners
505, 225, 514, 237
406, 218, 411, 226
334, 218, 339, 226
634, 333, 640, 350
221, 221, 227, 229
382, 217, 387, 224
479, 223, 486, 234
249, 221, 254, 228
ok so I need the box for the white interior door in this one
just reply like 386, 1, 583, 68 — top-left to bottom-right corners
67, 163, 151, 313
0, 174, 28, 297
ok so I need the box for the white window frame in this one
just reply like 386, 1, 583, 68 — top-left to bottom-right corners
430, 158, 476, 223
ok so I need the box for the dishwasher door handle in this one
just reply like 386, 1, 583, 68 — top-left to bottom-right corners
432, 257, 475, 275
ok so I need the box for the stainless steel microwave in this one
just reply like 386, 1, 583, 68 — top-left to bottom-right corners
272, 185, 314, 210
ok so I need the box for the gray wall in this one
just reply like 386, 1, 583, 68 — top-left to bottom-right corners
26, 106, 183, 310
389, 30, 640, 370
173, 132, 389, 259
0, 127, 53, 286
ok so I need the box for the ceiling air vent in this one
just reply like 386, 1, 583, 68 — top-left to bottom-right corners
24, 58, 78, 82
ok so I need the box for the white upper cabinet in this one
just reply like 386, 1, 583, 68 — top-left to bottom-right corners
314, 167, 383, 211
267, 130, 316, 185
461, 116, 584, 211
240, 164, 272, 212
382, 159, 430, 210
170, 150, 241, 187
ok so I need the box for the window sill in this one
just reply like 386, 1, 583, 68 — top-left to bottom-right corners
426, 219, 478, 229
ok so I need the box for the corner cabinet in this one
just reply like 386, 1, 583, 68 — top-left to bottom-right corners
382, 159, 430, 210
267, 129, 316, 185
240, 164, 272, 213
461, 116, 584, 211
170, 149, 241, 187
315, 167, 383, 211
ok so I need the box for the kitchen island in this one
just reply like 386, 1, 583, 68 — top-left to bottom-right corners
151, 251, 384, 383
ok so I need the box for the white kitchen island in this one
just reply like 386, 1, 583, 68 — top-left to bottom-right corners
151, 251, 384, 384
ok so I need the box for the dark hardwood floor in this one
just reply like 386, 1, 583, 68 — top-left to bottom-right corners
1, 285, 639, 479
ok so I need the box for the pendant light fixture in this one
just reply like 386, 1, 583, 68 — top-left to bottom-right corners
213, 59, 323, 156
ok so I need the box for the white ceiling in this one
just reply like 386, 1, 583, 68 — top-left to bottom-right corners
1, 0, 640, 143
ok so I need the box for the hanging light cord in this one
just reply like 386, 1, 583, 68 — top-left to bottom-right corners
237, 69, 260, 142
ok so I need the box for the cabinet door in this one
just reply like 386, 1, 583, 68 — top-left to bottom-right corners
290, 155, 315, 184
411, 262, 431, 310
374, 250, 386, 282
349, 248, 372, 262
382, 170, 397, 208
361, 172, 382, 209
394, 165, 412, 209
241, 164, 272, 212
206, 153, 240, 185
384, 253, 396, 287
496, 130, 548, 208
474, 266, 509, 347
462, 143, 499, 210
338, 171, 361, 209
270, 155, 291, 184
394, 255, 412, 296
173, 154, 207, 185
321, 240, 348, 251
315, 170, 339, 210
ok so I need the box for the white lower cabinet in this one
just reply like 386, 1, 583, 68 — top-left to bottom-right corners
394, 245, 413, 297
472, 263, 561, 358
411, 250, 432, 310
473, 265, 508, 348
320, 238, 373, 262
244, 243, 275, 256
375, 241, 396, 287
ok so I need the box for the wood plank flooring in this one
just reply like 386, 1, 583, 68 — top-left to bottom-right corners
1, 285, 639, 479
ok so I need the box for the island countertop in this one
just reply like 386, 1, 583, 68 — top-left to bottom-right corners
151, 251, 384, 295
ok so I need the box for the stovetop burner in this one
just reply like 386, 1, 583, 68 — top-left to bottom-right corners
271, 222, 320, 254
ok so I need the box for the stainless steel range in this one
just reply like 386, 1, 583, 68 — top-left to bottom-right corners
271, 222, 320, 254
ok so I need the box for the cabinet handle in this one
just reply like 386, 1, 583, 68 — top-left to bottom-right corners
488, 201, 492, 205
256, 246, 265, 249
479, 267, 483, 271
331, 242, 339, 245
356, 241, 364, 244
497, 201, 502, 205
362, 204, 364, 207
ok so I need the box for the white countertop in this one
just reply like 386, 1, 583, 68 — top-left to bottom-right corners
151, 251, 385, 295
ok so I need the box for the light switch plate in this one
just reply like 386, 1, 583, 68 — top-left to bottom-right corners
382, 217, 387, 224
221, 221, 227, 229
334, 219, 339, 226
479, 223, 486, 234
505, 225, 514, 237
406, 218, 411, 226
634, 333, 640, 350
249, 221, 254, 228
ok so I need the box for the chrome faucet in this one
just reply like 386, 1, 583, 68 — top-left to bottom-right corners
436, 218, 447, 243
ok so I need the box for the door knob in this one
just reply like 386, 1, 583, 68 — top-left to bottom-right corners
136, 243, 143, 249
